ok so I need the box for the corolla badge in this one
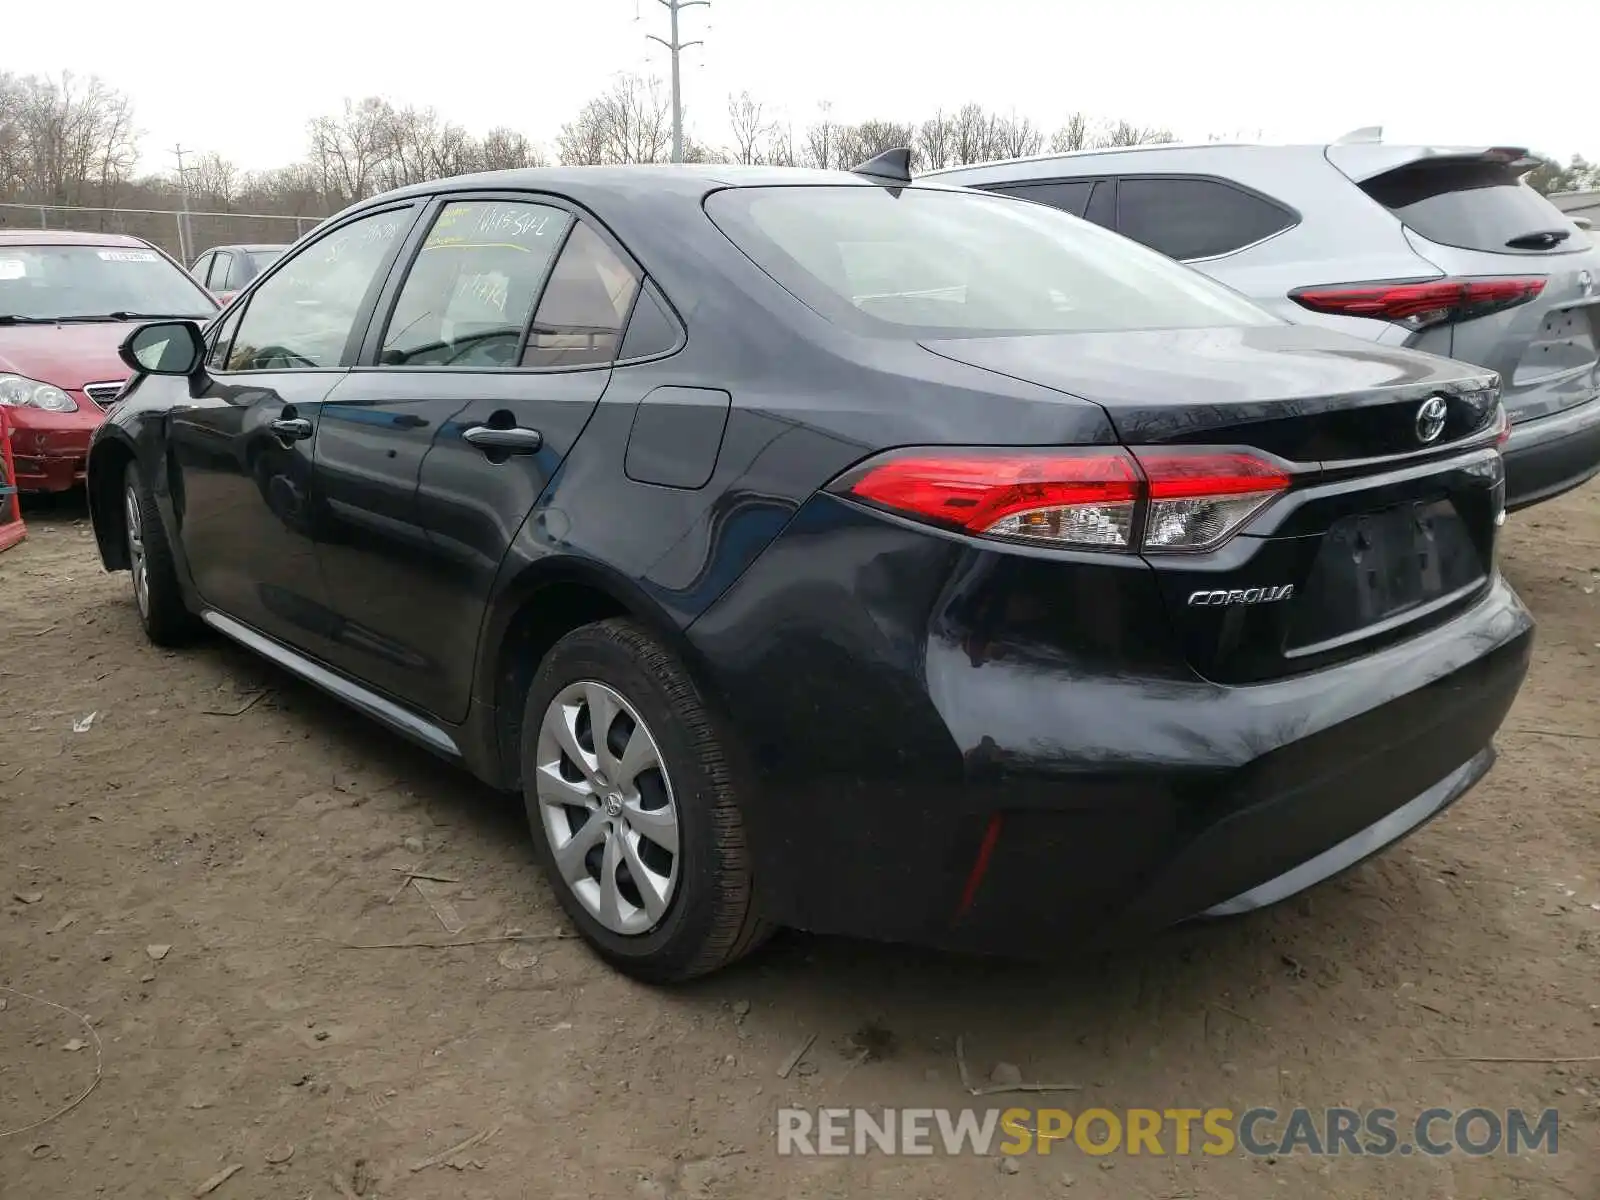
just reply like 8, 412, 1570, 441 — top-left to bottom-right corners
1415, 396, 1448, 444
1187, 585, 1295, 607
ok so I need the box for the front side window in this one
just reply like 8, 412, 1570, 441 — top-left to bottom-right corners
0, 244, 216, 321
224, 208, 411, 371
1115, 177, 1296, 261
706, 185, 1278, 337
206, 306, 243, 371
523, 223, 641, 368
380, 199, 571, 367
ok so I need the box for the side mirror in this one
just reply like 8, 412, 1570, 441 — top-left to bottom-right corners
119, 320, 206, 376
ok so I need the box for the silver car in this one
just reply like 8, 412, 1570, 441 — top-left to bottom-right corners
930, 131, 1600, 510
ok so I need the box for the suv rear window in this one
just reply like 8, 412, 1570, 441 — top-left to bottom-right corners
1115, 177, 1296, 261
1362, 161, 1582, 254
705, 185, 1277, 338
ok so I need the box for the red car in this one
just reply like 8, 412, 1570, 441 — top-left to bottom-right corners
0, 230, 218, 492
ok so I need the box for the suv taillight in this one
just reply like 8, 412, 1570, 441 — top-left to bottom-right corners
828, 446, 1292, 553
1290, 277, 1547, 331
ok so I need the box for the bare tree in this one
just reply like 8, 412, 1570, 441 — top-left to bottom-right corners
556, 75, 672, 166
994, 113, 1043, 160
727, 91, 769, 165
187, 151, 238, 208
840, 119, 915, 168
802, 102, 838, 170
950, 103, 1000, 166
1094, 119, 1177, 148
916, 110, 954, 172
0, 71, 139, 208
1050, 112, 1092, 153
764, 121, 798, 168
306, 98, 390, 205
477, 127, 546, 172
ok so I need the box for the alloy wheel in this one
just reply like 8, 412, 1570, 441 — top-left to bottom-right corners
534, 680, 680, 936
124, 484, 148, 616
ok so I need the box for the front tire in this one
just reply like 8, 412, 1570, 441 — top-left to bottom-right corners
123, 461, 198, 646
520, 619, 769, 982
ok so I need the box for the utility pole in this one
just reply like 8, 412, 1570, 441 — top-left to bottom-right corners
645, 0, 708, 163
170, 144, 194, 265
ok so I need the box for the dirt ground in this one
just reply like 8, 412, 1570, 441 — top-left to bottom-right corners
1, 484, 1597, 1200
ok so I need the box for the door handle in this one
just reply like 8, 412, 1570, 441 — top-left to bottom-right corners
462, 425, 543, 453
269, 417, 313, 441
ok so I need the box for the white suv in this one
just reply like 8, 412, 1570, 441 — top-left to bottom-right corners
931, 131, 1600, 510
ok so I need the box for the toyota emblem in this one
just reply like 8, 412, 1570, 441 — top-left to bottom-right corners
1415, 396, 1448, 444
1579, 269, 1594, 298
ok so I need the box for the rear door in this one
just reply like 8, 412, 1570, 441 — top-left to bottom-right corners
1330, 149, 1600, 425
309, 195, 638, 721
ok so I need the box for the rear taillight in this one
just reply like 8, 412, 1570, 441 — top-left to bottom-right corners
1493, 404, 1511, 446
829, 447, 1291, 553
1290, 277, 1546, 331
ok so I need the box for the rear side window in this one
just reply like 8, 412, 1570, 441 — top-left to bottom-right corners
1362, 161, 1581, 254
1083, 181, 1115, 230
211, 253, 234, 290
523, 223, 641, 368
1116, 177, 1296, 261
618, 281, 681, 360
380, 199, 571, 367
706, 184, 1277, 338
989, 181, 1094, 219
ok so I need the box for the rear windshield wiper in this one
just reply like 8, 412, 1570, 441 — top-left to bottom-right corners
1505, 229, 1572, 250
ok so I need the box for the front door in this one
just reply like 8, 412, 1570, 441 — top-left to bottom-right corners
309, 197, 642, 720
168, 204, 418, 654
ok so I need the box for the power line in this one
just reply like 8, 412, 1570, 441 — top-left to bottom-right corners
645, 0, 708, 163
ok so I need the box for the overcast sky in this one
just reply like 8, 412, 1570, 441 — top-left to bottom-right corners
9, 0, 1597, 175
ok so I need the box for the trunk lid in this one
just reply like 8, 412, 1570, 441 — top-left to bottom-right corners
1327, 145, 1600, 424
921, 325, 1505, 683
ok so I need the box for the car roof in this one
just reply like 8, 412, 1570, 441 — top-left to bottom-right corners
923, 140, 1536, 182
920, 141, 1267, 177
0, 229, 154, 248
332, 163, 936, 222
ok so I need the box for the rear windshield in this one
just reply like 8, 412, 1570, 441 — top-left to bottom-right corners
0, 244, 217, 320
1362, 161, 1586, 255
248, 249, 285, 271
705, 185, 1279, 338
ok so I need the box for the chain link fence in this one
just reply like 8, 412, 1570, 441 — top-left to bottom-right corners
0, 203, 327, 268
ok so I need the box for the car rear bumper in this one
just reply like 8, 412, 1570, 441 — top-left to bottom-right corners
1503, 393, 1600, 511
689, 499, 1534, 956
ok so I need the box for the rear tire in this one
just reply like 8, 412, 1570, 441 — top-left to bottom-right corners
123, 461, 198, 646
520, 618, 770, 982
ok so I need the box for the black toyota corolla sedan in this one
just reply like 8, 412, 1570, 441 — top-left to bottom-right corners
86, 152, 1533, 981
